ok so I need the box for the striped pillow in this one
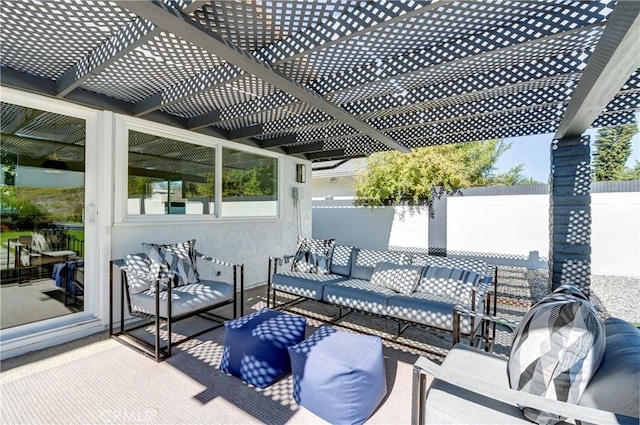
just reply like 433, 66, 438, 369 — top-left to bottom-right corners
370, 262, 423, 294
291, 237, 335, 274
507, 284, 606, 424
142, 239, 199, 287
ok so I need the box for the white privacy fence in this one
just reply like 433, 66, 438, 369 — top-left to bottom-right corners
312, 183, 640, 276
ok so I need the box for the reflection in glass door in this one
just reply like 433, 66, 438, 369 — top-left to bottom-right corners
1, 102, 86, 329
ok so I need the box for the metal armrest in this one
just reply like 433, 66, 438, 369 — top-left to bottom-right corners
195, 251, 244, 316
454, 305, 519, 332
412, 356, 638, 425
195, 251, 239, 268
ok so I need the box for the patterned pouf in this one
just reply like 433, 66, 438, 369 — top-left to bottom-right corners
220, 307, 306, 388
288, 326, 387, 425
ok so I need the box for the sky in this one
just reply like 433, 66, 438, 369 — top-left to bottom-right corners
495, 112, 640, 183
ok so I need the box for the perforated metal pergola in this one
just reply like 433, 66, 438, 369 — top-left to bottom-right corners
1, 0, 639, 293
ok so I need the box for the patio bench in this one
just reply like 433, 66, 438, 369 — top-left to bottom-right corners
267, 239, 497, 348
109, 240, 244, 362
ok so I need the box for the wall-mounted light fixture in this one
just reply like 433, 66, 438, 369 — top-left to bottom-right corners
296, 164, 306, 183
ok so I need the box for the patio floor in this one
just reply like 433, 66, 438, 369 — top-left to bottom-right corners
0, 267, 602, 424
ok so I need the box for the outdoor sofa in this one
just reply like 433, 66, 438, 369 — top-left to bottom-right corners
109, 240, 244, 362
412, 285, 640, 425
267, 240, 497, 345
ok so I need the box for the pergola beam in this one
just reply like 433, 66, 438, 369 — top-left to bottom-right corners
305, 149, 347, 161
118, 0, 409, 154
133, 0, 451, 118
55, 1, 207, 98
555, 1, 640, 139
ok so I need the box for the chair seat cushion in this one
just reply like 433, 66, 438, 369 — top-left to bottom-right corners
322, 279, 396, 315
129, 279, 233, 318
425, 344, 530, 424
272, 271, 348, 300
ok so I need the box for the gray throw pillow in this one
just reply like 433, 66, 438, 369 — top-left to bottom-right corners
507, 284, 606, 425
370, 261, 423, 294
290, 237, 336, 274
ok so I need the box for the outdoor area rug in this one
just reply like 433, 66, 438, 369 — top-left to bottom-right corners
1, 313, 429, 425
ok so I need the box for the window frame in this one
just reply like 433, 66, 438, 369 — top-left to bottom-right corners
114, 115, 281, 224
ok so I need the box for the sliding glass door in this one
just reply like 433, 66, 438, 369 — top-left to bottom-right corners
1, 102, 87, 329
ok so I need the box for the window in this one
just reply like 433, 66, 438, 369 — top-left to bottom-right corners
121, 123, 280, 220
221, 147, 278, 217
127, 130, 216, 216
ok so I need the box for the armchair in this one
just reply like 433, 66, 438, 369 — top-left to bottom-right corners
109, 247, 244, 362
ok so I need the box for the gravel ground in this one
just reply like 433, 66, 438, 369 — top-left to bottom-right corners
590, 274, 640, 324
514, 269, 639, 324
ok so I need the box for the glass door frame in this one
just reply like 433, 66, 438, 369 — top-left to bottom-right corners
0, 87, 109, 359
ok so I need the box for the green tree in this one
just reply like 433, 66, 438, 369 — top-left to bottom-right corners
353, 139, 510, 208
593, 123, 638, 181
487, 164, 544, 186
620, 160, 640, 181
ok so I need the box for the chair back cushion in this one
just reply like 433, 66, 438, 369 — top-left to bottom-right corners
124, 253, 154, 294
370, 262, 423, 294
507, 284, 606, 425
290, 237, 335, 274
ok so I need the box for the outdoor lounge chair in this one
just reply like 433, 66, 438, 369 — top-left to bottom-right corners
109, 242, 244, 362
412, 292, 640, 425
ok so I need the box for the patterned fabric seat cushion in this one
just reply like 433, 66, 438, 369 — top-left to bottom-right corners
290, 237, 336, 274
507, 284, 606, 425
369, 262, 424, 294
387, 291, 480, 334
272, 271, 348, 300
129, 279, 233, 318
323, 279, 396, 315
415, 265, 480, 303
350, 249, 412, 280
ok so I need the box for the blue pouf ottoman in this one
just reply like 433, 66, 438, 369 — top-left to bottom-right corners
220, 307, 306, 388
288, 326, 387, 424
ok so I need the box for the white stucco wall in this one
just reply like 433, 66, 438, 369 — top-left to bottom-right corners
312, 203, 429, 251
591, 192, 640, 276
447, 194, 550, 268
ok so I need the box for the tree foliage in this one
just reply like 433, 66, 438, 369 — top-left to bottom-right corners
593, 123, 638, 181
353, 139, 511, 208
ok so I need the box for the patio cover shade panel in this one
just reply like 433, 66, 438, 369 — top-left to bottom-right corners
1, 0, 639, 162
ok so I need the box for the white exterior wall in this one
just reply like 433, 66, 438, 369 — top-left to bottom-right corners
447, 194, 550, 268
312, 191, 639, 276
312, 203, 429, 251
591, 192, 640, 276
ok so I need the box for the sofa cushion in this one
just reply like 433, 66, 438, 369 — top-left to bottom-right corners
291, 237, 335, 274
415, 265, 480, 303
412, 254, 489, 278
272, 271, 348, 300
350, 249, 411, 280
323, 279, 395, 315
578, 317, 640, 418
387, 291, 479, 334
129, 279, 233, 318
507, 284, 606, 425
330, 244, 354, 276
370, 261, 423, 295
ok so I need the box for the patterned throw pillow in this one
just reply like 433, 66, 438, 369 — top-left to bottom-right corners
507, 284, 606, 425
370, 262, 424, 294
142, 239, 199, 287
290, 237, 336, 274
